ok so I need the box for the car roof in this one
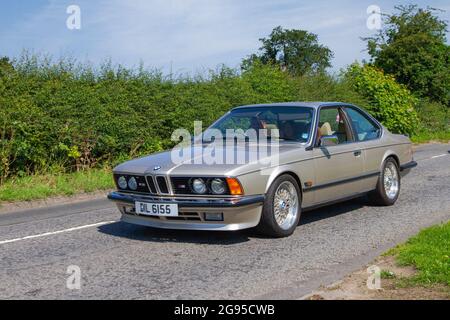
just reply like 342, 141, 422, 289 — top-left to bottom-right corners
231, 102, 351, 111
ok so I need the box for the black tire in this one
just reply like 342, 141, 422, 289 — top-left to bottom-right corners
369, 157, 401, 206
257, 174, 302, 238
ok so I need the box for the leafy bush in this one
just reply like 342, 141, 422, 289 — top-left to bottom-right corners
345, 63, 419, 135
415, 99, 449, 132
412, 99, 450, 142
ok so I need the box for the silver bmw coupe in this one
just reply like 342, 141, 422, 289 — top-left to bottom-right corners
108, 102, 416, 237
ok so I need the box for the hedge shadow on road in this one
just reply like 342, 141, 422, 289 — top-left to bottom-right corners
97, 220, 251, 245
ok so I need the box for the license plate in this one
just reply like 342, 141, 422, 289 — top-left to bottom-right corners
135, 202, 178, 217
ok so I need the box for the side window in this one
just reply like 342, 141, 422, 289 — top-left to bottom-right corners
317, 107, 351, 145
345, 108, 381, 142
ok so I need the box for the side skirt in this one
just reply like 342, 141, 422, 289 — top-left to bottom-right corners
302, 171, 380, 193
302, 192, 369, 212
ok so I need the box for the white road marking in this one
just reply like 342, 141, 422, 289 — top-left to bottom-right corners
431, 154, 448, 159
0, 220, 116, 245
420, 153, 449, 161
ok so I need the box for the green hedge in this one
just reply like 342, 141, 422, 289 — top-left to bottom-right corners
0, 55, 434, 183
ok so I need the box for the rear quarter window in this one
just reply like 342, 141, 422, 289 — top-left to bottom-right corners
345, 107, 381, 142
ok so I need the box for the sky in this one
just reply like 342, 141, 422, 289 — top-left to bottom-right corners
1, 0, 449, 75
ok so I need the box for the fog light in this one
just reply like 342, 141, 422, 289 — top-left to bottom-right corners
204, 212, 224, 221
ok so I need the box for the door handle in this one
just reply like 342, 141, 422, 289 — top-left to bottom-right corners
353, 150, 362, 157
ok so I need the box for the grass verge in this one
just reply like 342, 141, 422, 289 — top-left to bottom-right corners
386, 221, 450, 287
307, 221, 450, 300
0, 168, 114, 202
411, 131, 450, 144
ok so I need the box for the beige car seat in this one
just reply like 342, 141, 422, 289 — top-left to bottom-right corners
265, 124, 279, 138
319, 122, 333, 136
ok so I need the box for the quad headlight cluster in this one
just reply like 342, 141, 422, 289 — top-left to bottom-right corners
189, 177, 242, 195
190, 178, 227, 195
116, 175, 139, 191
115, 174, 243, 196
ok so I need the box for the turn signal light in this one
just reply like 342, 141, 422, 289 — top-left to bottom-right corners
226, 178, 244, 195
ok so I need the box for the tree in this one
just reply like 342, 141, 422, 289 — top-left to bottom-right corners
242, 26, 333, 76
0, 57, 14, 76
364, 5, 449, 106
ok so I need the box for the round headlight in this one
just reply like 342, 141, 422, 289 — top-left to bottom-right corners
128, 177, 138, 190
210, 178, 226, 194
117, 176, 128, 189
192, 178, 207, 194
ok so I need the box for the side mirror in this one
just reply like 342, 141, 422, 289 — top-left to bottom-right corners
320, 135, 339, 147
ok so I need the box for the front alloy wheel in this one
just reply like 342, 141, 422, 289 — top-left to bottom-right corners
273, 181, 299, 230
257, 174, 301, 238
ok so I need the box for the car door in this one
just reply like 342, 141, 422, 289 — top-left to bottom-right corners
312, 106, 364, 204
343, 106, 383, 193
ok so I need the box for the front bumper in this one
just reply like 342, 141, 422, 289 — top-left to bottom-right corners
107, 191, 265, 231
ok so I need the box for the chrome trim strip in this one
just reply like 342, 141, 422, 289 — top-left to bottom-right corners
303, 171, 380, 192
108, 192, 265, 208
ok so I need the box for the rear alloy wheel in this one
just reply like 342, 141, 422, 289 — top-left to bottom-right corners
257, 174, 301, 238
369, 157, 401, 206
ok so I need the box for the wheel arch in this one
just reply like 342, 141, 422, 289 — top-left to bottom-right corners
265, 170, 303, 198
381, 151, 400, 170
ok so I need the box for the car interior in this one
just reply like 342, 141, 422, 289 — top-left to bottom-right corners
317, 108, 352, 145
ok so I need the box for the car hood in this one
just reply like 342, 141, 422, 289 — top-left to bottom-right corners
113, 142, 312, 177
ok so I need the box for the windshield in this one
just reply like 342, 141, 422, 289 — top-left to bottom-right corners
207, 106, 314, 143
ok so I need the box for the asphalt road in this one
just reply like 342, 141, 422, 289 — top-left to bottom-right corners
0, 143, 449, 300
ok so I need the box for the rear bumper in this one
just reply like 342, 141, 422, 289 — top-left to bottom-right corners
107, 192, 264, 231
400, 160, 417, 176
